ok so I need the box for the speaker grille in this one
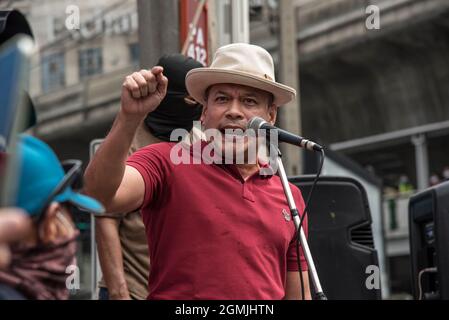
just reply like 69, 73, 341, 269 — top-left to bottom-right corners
351, 224, 375, 249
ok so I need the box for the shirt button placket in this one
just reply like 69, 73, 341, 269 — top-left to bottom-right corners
242, 181, 255, 202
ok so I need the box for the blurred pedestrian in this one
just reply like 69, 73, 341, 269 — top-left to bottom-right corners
443, 166, 449, 181
398, 174, 413, 193
429, 173, 440, 186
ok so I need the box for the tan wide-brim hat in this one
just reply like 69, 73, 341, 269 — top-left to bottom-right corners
185, 43, 296, 106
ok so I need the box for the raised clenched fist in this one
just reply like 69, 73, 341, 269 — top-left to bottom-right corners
120, 66, 168, 118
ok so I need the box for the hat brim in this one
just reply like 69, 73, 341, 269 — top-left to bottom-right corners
185, 68, 296, 106
56, 189, 105, 215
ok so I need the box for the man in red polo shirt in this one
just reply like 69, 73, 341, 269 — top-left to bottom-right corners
84, 44, 311, 300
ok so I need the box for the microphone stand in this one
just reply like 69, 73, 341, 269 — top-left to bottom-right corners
272, 144, 327, 300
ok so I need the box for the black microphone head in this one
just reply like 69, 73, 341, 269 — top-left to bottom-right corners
247, 116, 268, 130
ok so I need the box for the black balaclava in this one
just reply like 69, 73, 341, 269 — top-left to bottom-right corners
144, 54, 203, 141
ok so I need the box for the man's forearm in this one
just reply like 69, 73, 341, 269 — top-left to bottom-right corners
284, 271, 312, 300
84, 111, 142, 207
84, 67, 168, 209
95, 217, 130, 300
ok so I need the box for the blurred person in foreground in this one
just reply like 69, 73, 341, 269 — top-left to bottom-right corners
96, 54, 203, 300
0, 135, 104, 299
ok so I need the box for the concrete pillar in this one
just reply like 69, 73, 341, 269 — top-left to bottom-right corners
137, 0, 180, 68
411, 134, 429, 190
231, 0, 249, 43
279, 0, 301, 176
214, 0, 249, 47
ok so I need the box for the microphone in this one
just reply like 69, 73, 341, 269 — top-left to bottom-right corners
247, 116, 323, 152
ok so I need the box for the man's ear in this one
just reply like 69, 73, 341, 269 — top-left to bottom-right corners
268, 104, 277, 125
201, 103, 208, 123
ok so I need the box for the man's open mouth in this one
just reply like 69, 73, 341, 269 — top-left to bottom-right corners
219, 126, 246, 137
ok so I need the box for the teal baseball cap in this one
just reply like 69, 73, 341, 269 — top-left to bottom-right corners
14, 135, 104, 217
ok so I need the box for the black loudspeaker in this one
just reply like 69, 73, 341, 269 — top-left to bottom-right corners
289, 175, 381, 300
409, 180, 449, 300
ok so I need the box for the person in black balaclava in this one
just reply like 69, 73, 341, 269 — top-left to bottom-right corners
143, 54, 203, 141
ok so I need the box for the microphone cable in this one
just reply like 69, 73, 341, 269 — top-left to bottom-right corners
295, 148, 325, 300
